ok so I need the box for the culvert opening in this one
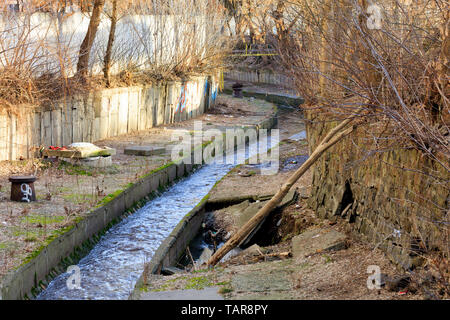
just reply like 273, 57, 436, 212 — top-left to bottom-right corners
240, 207, 284, 248
178, 184, 307, 270
339, 181, 355, 222
179, 183, 356, 270
175, 204, 284, 271
179, 199, 304, 271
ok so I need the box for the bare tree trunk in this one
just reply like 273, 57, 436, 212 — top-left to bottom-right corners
207, 113, 361, 267
319, 0, 332, 97
76, 0, 106, 82
438, 9, 449, 114
273, 1, 288, 43
103, 0, 118, 87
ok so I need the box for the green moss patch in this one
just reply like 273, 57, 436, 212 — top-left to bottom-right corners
57, 161, 120, 176
20, 215, 66, 225
0, 241, 15, 251
62, 193, 95, 204
184, 276, 214, 290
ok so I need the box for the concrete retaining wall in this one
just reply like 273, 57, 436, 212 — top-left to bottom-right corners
0, 75, 219, 161
145, 197, 210, 276
225, 69, 294, 88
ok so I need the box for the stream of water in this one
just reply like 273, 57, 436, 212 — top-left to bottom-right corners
37, 163, 235, 300
37, 130, 290, 300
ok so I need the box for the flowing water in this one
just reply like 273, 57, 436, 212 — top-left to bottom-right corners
37, 130, 292, 300
37, 163, 235, 300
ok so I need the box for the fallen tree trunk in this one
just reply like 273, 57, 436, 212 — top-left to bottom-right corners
207, 114, 360, 266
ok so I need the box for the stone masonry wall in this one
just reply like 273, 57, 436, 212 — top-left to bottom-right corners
305, 110, 449, 270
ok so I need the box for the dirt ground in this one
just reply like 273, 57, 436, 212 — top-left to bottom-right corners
0, 94, 276, 280
142, 231, 422, 300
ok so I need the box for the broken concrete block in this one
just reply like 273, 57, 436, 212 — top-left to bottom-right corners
240, 244, 267, 256
278, 189, 297, 208
238, 201, 268, 229
385, 275, 411, 292
43, 143, 116, 158
292, 229, 347, 258
195, 247, 214, 267
221, 247, 243, 262
124, 146, 166, 156
234, 191, 297, 229
67, 156, 112, 168
231, 270, 293, 293
140, 287, 224, 300
161, 266, 185, 276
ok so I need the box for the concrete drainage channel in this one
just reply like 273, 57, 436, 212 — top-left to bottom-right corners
0, 103, 280, 300
36, 117, 279, 300
37, 163, 235, 300
130, 135, 307, 300
129, 169, 301, 301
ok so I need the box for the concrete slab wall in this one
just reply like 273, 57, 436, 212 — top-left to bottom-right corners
143, 198, 209, 277
0, 75, 218, 161
225, 69, 294, 88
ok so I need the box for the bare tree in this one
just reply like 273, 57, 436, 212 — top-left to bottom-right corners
103, 0, 118, 86
76, 0, 105, 81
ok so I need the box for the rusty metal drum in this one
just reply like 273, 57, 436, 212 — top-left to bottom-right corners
232, 82, 244, 98
9, 176, 37, 202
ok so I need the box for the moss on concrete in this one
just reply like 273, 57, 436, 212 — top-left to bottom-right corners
57, 161, 120, 176
184, 276, 214, 290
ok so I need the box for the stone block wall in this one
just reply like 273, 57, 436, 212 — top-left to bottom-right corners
305, 110, 449, 270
